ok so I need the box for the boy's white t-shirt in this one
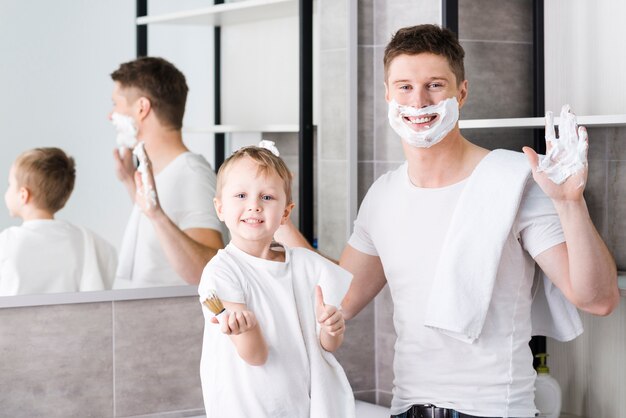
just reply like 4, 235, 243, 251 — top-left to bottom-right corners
198, 243, 349, 418
0, 219, 117, 295
348, 160, 565, 417
115, 152, 225, 288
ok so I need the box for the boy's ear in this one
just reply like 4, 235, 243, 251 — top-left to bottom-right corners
213, 197, 224, 221
19, 187, 30, 205
281, 202, 295, 225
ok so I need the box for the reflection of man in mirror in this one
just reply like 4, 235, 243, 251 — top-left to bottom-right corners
0, 148, 117, 295
109, 57, 225, 288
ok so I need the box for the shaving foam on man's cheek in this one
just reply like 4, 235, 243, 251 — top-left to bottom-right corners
110, 112, 138, 153
388, 97, 459, 148
537, 104, 588, 185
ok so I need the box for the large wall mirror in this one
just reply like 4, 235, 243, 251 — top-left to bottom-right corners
0, 0, 301, 306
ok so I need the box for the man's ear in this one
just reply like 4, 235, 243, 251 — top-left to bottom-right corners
281, 202, 295, 225
457, 79, 469, 109
137, 97, 152, 122
213, 197, 224, 222
384, 82, 391, 103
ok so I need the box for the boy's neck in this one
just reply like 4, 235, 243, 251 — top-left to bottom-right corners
231, 238, 286, 262
18, 204, 54, 222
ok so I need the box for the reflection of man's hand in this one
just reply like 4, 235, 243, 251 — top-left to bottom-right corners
113, 147, 136, 183
133, 148, 162, 218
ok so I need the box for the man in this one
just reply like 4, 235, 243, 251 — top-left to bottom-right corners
276, 25, 618, 417
109, 57, 224, 288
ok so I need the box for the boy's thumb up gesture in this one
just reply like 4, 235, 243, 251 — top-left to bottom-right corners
315, 285, 345, 337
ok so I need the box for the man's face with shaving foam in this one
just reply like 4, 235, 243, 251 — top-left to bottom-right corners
385, 53, 467, 133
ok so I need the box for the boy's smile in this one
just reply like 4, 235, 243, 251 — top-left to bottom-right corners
214, 157, 293, 256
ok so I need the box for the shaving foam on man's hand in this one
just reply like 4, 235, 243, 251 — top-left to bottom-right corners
132, 142, 158, 208
537, 105, 588, 185
388, 97, 459, 148
110, 112, 138, 154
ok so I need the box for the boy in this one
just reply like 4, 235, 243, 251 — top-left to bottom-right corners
109, 57, 225, 288
0, 148, 117, 295
277, 25, 618, 417
199, 144, 354, 418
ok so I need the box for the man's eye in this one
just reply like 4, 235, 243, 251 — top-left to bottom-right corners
399, 85, 411, 91
261, 195, 273, 201
235, 193, 246, 199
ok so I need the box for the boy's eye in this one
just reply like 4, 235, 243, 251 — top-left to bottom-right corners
261, 195, 273, 201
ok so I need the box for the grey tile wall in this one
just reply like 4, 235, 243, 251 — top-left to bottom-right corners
0, 303, 114, 418
114, 297, 204, 417
0, 297, 206, 418
459, 0, 532, 43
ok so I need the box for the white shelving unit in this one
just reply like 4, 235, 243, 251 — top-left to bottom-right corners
136, 0, 297, 27
183, 124, 299, 134
459, 114, 626, 130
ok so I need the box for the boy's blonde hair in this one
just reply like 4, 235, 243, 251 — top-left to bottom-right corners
216, 146, 293, 204
14, 147, 76, 213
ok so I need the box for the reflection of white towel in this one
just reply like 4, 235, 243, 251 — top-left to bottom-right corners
424, 149, 582, 343
114, 206, 140, 288
291, 256, 356, 418
78, 226, 117, 291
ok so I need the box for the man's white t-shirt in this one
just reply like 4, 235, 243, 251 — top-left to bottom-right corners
198, 243, 351, 418
0, 219, 117, 295
348, 160, 565, 417
115, 152, 225, 288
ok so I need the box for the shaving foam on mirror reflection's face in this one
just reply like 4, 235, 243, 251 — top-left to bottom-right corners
132, 142, 157, 208
537, 104, 588, 186
388, 97, 459, 148
110, 112, 138, 153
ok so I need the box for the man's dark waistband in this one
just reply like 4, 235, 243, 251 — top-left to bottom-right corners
395, 404, 496, 418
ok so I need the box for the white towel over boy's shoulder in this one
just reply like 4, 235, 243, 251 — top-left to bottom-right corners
423, 149, 583, 343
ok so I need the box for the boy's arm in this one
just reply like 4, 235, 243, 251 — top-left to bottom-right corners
219, 301, 268, 366
315, 286, 345, 352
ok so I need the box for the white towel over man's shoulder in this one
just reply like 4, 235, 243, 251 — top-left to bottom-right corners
423, 149, 583, 343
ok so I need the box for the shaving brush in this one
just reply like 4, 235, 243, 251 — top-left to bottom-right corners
203, 289, 226, 324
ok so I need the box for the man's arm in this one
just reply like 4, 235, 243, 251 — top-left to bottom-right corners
275, 220, 388, 320
524, 146, 619, 315
133, 160, 224, 285
339, 245, 387, 320
150, 214, 224, 284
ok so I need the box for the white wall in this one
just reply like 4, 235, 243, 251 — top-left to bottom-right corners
545, 0, 626, 115
0, 0, 136, 249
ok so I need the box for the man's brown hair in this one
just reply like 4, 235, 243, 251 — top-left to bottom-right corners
111, 57, 188, 130
384, 24, 465, 85
15, 147, 76, 213
216, 146, 293, 204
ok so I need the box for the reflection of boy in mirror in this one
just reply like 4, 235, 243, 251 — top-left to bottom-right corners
109, 57, 225, 288
0, 148, 117, 296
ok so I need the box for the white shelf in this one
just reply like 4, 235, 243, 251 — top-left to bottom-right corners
136, 0, 297, 26
459, 114, 626, 130
183, 124, 300, 134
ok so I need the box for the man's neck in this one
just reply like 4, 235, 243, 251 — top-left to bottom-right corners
138, 126, 189, 174
403, 128, 489, 188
